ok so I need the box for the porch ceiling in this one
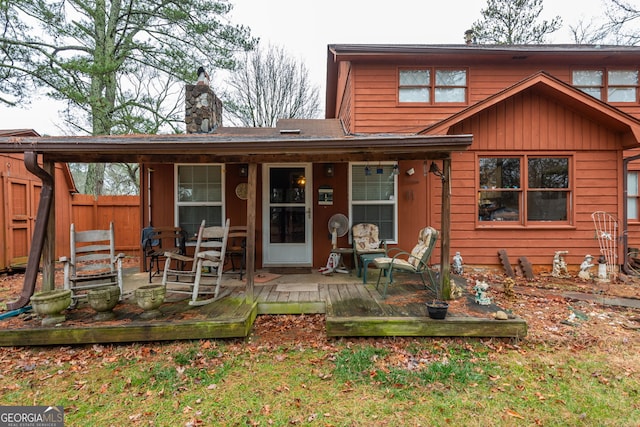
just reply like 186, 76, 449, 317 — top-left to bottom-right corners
0, 133, 472, 163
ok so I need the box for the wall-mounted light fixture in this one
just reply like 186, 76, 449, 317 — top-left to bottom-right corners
392, 164, 400, 176
325, 163, 334, 177
429, 161, 446, 183
364, 165, 371, 176
239, 164, 248, 178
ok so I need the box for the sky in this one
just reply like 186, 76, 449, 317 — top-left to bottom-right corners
0, 0, 608, 136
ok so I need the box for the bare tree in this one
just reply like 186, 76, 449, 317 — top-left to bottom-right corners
222, 44, 321, 127
570, 0, 640, 45
471, 0, 562, 44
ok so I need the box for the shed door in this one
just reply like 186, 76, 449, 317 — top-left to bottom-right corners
262, 164, 312, 266
7, 178, 40, 267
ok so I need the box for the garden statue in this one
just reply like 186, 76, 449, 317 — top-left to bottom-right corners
474, 280, 491, 305
452, 251, 464, 275
552, 250, 570, 278
578, 254, 594, 280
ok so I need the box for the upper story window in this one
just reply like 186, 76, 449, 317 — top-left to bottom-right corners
175, 164, 224, 236
399, 68, 467, 104
478, 156, 571, 225
573, 69, 639, 103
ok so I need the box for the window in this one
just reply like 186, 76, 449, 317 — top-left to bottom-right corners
399, 70, 430, 102
399, 68, 467, 104
573, 69, 638, 103
350, 163, 398, 242
435, 69, 467, 102
628, 171, 639, 221
478, 156, 570, 224
175, 164, 224, 236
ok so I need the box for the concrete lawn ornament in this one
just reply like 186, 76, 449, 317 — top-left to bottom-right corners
578, 254, 594, 280
452, 251, 464, 275
474, 280, 491, 305
552, 250, 570, 278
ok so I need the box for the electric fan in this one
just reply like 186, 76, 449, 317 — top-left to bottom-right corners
328, 213, 349, 249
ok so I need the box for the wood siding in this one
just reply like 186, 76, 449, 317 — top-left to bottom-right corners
340, 60, 637, 269
347, 62, 640, 135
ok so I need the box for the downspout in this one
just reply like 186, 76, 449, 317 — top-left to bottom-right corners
7, 152, 54, 310
622, 153, 640, 274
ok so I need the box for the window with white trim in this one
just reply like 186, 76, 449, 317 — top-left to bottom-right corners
628, 171, 639, 221
350, 163, 398, 242
399, 68, 467, 104
478, 156, 571, 224
573, 69, 639, 103
175, 164, 224, 236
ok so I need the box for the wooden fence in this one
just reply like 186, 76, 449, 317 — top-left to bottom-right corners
70, 194, 141, 255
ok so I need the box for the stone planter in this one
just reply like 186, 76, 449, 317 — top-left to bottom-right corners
426, 301, 449, 320
30, 289, 72, 326
135, 284, 166, 319
88, 286, 121, 321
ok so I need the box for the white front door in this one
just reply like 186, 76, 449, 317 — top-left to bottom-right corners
262, 164, 312, 266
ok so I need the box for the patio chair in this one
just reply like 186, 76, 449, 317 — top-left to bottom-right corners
373, 226, 438, 299
352, 223, 387, 279
162, 219, 230, 306
226, 225, 247, 280
61, 222, 125, 304
142, 225, 187, 283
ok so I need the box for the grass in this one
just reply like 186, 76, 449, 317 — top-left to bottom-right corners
1, 339, 639, 426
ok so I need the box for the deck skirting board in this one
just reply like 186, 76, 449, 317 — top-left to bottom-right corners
326, 315, 528, 338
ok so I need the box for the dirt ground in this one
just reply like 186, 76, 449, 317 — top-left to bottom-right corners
0, 257, 639, 348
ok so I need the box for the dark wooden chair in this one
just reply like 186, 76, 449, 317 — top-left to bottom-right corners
141, 226, 187, 283
61, 222, 125, 304
226, 225, 247, 280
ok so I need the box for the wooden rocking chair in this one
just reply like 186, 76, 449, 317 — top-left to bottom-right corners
162, 219, 230, 306
61, 222, 125, 304
373, 226, 439, 299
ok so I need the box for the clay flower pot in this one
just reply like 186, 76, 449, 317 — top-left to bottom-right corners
135, 284, 166, 319
426, 300, 449, 320
88, 286, 121, 321
30, 289, 72, 326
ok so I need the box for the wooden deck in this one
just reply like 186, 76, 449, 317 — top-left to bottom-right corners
0, 270, 527, 346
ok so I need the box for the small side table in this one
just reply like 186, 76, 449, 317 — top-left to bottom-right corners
359, 253, 385, 284
330, 247, 353, 274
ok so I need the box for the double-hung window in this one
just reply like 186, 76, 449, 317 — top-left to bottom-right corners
399, 68, 467, 104
573, 69, 639, 103
478, 156, 571, 225
175, 164, 224, 236
350, 163, 398, 242
628, 171, 640, 221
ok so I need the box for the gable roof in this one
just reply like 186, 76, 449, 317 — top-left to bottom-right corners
418, 71, 640, 147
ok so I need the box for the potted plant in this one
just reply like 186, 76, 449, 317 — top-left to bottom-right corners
426, 277, 449, 319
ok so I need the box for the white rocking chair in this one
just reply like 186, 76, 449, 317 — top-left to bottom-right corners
162, 219, 230, 306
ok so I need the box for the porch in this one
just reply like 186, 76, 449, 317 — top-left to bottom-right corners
0, 268, 527, 346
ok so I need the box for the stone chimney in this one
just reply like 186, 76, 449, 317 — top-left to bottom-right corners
185, 84, 222, 133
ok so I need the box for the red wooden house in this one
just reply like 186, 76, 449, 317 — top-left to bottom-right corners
326, 44, 640, 273
2, 44, 640, 288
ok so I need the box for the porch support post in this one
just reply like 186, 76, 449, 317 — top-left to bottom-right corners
42, 158, 55, 291
244, 162, 258, 304
439, 158, 451, 300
